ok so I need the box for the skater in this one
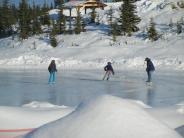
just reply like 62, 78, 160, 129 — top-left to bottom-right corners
103, 62, 115, 80
48, 60, 57, 84
145, 57, 155, 82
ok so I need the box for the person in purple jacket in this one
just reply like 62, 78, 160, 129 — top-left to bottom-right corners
103, 62, 115, 80
145, 57, 155, 82
48, 60, 57, 84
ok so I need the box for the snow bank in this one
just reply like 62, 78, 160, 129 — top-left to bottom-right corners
0, 102, 74, 129
23, 95, 182, 138
177, 102, 184, 115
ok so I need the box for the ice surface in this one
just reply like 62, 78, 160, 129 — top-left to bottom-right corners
0, 69, 184, 138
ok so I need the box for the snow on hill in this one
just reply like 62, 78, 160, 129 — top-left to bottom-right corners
22, 95, 182, 138
0, 0, 184, 70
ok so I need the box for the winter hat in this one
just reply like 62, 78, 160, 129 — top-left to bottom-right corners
107, 62, 111, 65
145, 57, 150, 61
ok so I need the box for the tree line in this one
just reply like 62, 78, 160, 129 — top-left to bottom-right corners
0, 0, 54, 38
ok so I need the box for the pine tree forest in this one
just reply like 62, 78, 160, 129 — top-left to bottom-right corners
0, 0, 144, 41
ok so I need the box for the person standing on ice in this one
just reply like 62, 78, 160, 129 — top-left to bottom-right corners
145, 57, 155, 82
48, 60, 57, 84
103, 62, 115, 80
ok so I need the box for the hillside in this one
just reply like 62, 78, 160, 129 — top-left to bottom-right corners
0, 0, 184, 70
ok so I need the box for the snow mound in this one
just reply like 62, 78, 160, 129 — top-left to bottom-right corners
177, 102, 184, 114
22, 101, 68, 109
24, 95, 182, 138
0, 104, 74, 129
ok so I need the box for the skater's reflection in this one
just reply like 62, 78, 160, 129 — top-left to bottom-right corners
48, 86, 57, 105
146, 87, 156, 106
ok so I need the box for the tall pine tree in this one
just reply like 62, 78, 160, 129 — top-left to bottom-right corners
176, 21, 182, 34
90, 7, 96, 23
58, 0, 66, 34
50, 21, 58, 47
0, 0, 15, 37
107, 6, 113, 28
74, 9, 82, 34
119, 0, 141, 36
147, 18, 158, 41
0, 5, 2, 36
31, 0, 42, 35
112, 22, 118, 42
19, 0, 31, 39
40, 0, 50, 26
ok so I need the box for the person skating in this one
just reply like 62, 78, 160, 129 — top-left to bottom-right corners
48, 60, 57, 84
103, 62, 115, 80
145, 57, 155, 82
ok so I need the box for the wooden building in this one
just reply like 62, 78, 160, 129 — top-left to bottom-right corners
78, 0, 107, 13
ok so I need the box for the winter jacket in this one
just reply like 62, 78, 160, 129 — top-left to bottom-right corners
104, 64, 115, 75
48, 63, 57, 73
146, 59, 155, 72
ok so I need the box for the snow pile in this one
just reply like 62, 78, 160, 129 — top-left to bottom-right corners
23, 95, 182, 138
177, 102, 184, 115
22, 101, 69, 109
0, 102, 74, 129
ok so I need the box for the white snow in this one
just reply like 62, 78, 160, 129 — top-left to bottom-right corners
0, 103, 74, 129
177, 101, 184, 114
0, 0, 184, 70
22, 95, 182, 138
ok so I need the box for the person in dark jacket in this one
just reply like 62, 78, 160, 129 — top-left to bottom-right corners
145, 57, 155, 82
103, 62, 115, 80
48, 60, 57, 84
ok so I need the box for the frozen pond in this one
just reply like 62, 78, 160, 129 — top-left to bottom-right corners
0, 69, 184, 108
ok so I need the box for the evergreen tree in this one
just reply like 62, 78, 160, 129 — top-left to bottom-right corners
90, 7, 96, 23
147, 18, 158, 41
96, 14, 100, 25
107, 6, 113, 28
18, 0, 31, 39
0, 0, 15, 36
58, 0, 66, 34
0, 5, 2, 35
50, 3, 54, 9
176, 21, 182, 34
112, 22, 118, 42
31, 0, 42, 35
81, 18, 86, 32
50, 21, 58, 47
119, 0, 141, 36
169, 18, 174, 29
40, 0, 50, 26
11, 4, 18, 23
50, 34, 57, 47
74, 9, 82, 34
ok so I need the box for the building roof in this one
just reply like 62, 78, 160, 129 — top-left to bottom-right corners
78, 0, 107, 9
64, 0, 107, 9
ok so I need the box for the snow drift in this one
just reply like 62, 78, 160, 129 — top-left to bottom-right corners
23, 95, 182, 138
0, 103, 74, 129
